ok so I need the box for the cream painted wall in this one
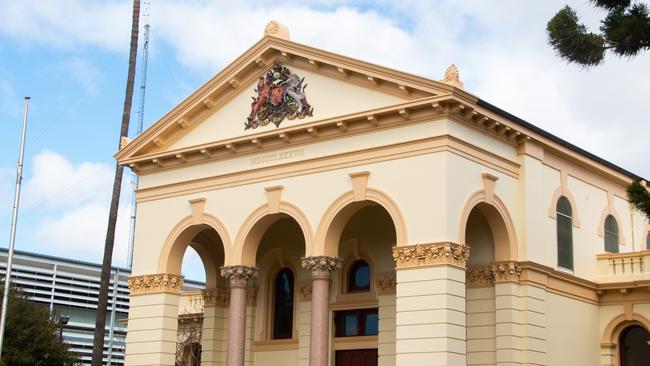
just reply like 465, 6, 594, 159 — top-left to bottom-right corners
445, 152, 520, 250
139, 118, 448, 190
546, 293, 600, 365
131, 151, 449, 275
253, 350, 298, 366
167, 66, 407, 151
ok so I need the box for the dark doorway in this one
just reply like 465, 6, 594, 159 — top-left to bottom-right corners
620, 325, 650, 366
335, 349, 378, 366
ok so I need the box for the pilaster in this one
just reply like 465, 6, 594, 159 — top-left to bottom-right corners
125, 273, 184, 366
393, 242, 470, 366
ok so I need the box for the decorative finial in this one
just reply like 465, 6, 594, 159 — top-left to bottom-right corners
442, 64, 464, 89
264, 21, 290, 40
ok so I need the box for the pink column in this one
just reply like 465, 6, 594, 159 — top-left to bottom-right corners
301, 256, 342, 366
221, 265, 258, 366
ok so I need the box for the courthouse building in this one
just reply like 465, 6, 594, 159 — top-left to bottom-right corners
118, 22, 650, 366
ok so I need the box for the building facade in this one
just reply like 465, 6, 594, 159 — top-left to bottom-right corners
0, 248, 130, 365
119, 22, 650, 366
0, 249, 204, 365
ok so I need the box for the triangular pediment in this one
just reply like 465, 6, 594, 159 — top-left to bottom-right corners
116, 35, 464, 163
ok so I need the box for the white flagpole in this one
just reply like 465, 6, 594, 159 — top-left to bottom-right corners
0, 97, 30, 359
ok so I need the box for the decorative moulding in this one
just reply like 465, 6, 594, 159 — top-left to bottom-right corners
128, 273, 184, 295
349, 171, 371, 201
188, 197, 206, 224
202, 288, 230, 307
481, 173, 499, 204
466, 261, 522, 286
376, 273, 396, 295
301, 256, 342, 274
220, 265, 259, 282
392, 242, 470, 269
298, 282, 312, 301
265, 185, 284, 214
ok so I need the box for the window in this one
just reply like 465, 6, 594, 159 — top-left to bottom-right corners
272, 268, 294, 339
556, 197, 573, 270
348, 260, 371, 292
604, 215, 619, 253
334, 309, 378, 337
646, 231, 650, 250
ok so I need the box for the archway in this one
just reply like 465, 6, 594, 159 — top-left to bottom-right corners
325, 202, 397, 366
159, 216, 228, 366
463, 201, 514, 366
619, 325, 650, 365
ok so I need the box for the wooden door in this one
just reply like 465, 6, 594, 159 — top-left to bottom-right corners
335, 349, 378, 366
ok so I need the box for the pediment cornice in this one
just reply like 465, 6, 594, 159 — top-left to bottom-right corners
116, 35, 470, 162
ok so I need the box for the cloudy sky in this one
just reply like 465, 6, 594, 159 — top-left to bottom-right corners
0, 0, 648, 282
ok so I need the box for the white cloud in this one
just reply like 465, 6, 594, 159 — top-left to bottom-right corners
22, 150, 113, 210
34, 197, 131, 266
0, 0, 131, 52
56, 58, 104, 95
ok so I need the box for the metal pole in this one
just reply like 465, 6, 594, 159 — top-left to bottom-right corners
0, 97, 30, 359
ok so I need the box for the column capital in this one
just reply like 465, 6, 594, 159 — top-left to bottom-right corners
127, 273, 184, 295
392, 242, 470, 269
491, 261, 522, 283
202, 288, 230, 307
301, 256, 342, 274
220, 265, 259, 284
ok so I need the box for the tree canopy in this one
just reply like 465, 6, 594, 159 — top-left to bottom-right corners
0, 284, 77, 366
547, 0, 650, 66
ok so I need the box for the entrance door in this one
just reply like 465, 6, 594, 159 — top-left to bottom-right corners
335, 349, 378, 366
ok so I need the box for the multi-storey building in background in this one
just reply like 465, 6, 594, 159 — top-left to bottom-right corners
0, 248, 204, 365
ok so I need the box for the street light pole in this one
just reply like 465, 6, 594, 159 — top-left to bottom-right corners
0, 97, 30, 360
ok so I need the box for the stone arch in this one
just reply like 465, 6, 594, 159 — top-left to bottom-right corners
458, 190, 518, 262
602, 313, 650, 345
158, 213, 231, 288
232, 201, 313, 266
314, 188, 407, 257
548, 185, 581, 228
598, 207, 626, 245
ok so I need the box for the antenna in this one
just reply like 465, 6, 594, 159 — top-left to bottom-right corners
127, 1, 151, 269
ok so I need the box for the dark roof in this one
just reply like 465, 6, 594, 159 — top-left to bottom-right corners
477, 99, 647, 182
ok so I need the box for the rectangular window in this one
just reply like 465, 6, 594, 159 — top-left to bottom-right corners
334, 308, 378, 337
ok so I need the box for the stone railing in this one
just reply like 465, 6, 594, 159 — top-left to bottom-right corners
596, 251, 650, 282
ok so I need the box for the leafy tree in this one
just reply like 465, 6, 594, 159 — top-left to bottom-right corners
0, 284, 77, 365
627, 181, 650, 219
547, 1, 650, 66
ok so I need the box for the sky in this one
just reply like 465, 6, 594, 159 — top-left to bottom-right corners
0, 0, 648, 283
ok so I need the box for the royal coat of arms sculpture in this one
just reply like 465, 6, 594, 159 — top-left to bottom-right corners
245, 64, 313, 129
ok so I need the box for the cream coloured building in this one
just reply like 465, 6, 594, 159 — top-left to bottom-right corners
118, 22, 650, 366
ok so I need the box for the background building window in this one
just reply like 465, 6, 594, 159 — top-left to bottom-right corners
604, 215, 619, 253
556, 196, 573, 270
348, 260, 371, 292
334, 309, 378, 337
273, 268, 294, 339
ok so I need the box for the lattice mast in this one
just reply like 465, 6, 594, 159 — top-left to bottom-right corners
127, 2, 150, 269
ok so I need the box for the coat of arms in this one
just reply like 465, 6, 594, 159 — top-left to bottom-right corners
245, 64, 313, 129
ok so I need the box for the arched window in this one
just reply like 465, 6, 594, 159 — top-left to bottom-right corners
619, 325, 650, 365
348, 260, 371, 292
604, 215, 619, 253
556, 197, 573, 270
273, 268, 294, 339
646, 231, 650, 250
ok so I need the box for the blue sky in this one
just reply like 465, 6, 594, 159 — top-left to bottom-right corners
1, 1, 649, 282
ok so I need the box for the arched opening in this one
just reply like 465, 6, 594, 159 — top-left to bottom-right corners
556, 196, 573, 270
327, 202, 396, 366
161, 223, 226, 366
619, 325, 650, 365
605, 215, 619, 253
253, 215, 306, 342
464, 202, 513, 365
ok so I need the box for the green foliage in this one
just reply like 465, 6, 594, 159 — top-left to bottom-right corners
547, 1, 650, 66
0, 284, 77, 366
627, 181, 650, 219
